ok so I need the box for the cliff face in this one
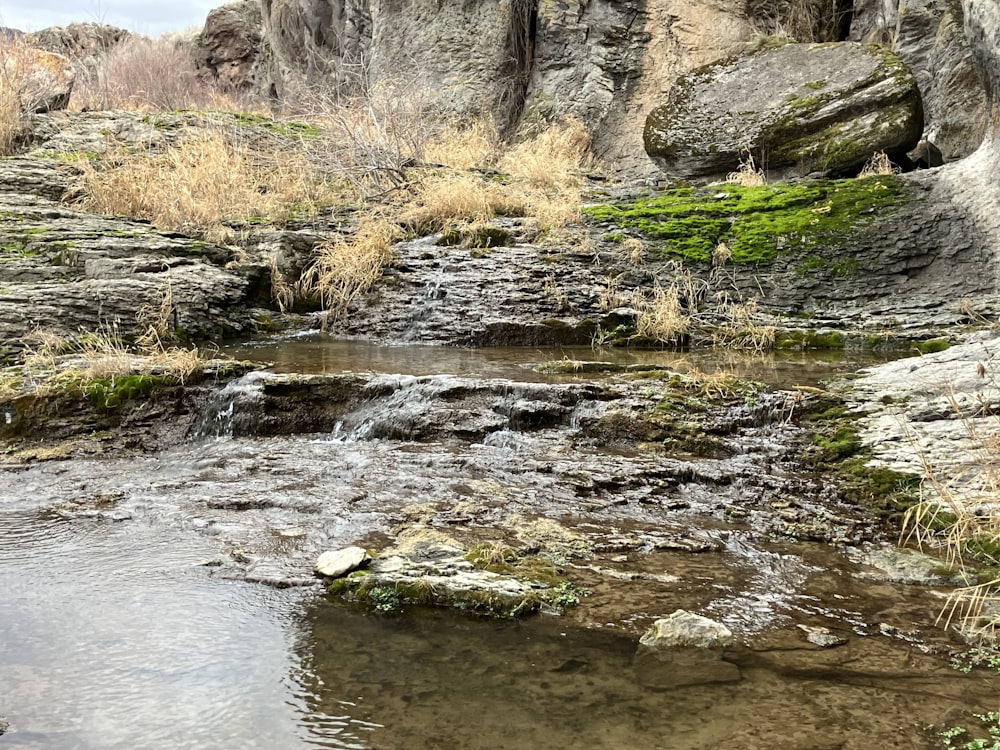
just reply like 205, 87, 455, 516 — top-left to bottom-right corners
253, 1, 990, 177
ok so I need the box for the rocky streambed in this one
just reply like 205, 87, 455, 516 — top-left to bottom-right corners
3, 338, 1000, 748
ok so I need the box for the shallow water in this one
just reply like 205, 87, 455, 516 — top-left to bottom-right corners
1, 341, 997, 748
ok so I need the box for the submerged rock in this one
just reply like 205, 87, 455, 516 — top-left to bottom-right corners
644, 42, 923, 182
639, 610, 735, 650
635, 610, 741, 688
857, 546, 972, 586
796, 624, 848, 648
315, 546, 370, 578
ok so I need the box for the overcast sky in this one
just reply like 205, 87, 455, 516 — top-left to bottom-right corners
0, 0, 222, 35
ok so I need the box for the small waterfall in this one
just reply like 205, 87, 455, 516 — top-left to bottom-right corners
191, 371, 269, 439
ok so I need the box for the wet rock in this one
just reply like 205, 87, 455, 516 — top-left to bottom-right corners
796, 624, 848, 648
315, 546, 370, 578
635, 610, 740, 688
644, 42, 923, 182
857, 546, 971, 586
328, 527, 551, 617
1, 43, 75, 112
639, 610, 735, 650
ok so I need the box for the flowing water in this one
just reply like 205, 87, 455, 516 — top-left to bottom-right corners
1, 339, 997, 749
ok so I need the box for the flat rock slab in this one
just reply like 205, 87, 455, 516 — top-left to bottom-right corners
644, 42, 923, 182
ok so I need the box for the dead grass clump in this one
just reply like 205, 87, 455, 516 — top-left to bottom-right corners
712, 296, 777, 353
500, 118, 591, 190
858, 151, 900, 178
635, 285, 692, 344
71, 35, 224, 111
401, 172, 526, 235
75, 129, 336, 241
0, 72, 24, 155
299, 217, 404, 327
424, 118, 501, 169
726, 150, 766, 187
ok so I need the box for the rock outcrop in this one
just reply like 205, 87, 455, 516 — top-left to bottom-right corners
852, 0, 987, 162
1, 43, 75, 113
194, 0, 264, 91
644, 42, 924, 182
0, 152, 253, 359
26, 22, 131, 66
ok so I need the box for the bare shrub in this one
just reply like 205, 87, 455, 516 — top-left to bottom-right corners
71, 35, 225, 111
74, 128, 337, 241
294, 80, 431, 196
0, 41, 38, 155
299, 217, 404, 327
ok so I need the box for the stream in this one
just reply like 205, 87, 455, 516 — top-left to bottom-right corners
1, 338, 998, 749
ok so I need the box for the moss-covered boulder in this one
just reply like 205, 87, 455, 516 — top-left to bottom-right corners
644, 42, 923, 182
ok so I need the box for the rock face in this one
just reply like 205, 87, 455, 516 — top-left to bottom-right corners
1, 43, 75, 113
194, 0, 264, 91
852, 0, 987, 162
0, 153, 253, 359
644, 42, 924, 182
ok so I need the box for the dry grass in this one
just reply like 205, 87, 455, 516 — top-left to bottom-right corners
400, 172, 525, 235
0, 72, 23, 155
712, 295, 777, 353
424, 118, 501, 169
74, 129, 338, 241
858, 151, 900, 178
299, 217, 404, 327
726, 150, 766, 187
635, 284, 693, 344
901, 383, 1000, 644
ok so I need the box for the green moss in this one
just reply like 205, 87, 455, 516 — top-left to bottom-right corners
805, 80, 827, 90
775, 330, 846, 350
915, 338, 950, 354
231, 111, 321, 138
84, 374, 164, 409
585, 177, 906, 265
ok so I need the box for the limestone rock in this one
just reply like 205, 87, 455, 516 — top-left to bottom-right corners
639, 610, 735, 650
194, 0, 263, 91
315, 546, 370, 578
0, 43, 75, 112
644, 42, 923, 182
858, 547, 971, 587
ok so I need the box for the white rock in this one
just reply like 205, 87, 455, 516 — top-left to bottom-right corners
315, 546, 369, 578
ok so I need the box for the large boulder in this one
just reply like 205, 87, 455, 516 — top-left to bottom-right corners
194, 0, 264, 91
644, 42, 923, 182
0, 43, 75, 113
26, 22, 131, 66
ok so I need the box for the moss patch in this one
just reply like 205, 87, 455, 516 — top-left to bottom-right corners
583, 177, 907, 264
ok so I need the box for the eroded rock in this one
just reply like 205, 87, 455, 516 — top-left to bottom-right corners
644, 42, 923, 182
194, 0, 264, 91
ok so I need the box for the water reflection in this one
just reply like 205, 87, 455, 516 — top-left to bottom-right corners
224, 334, 895, 388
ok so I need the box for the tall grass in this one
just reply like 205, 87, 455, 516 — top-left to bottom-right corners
74, 128, 338, 241
298, 217, 404, 327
